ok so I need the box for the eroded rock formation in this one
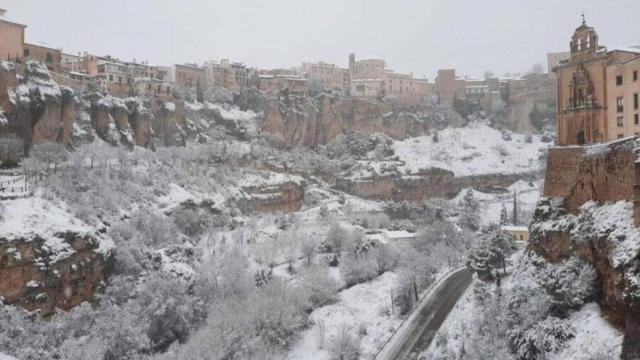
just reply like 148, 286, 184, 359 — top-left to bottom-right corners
241, 181, 305, 213
336, 168, 535, 202
530, 138, 640, 359
0, 232, 113, 316
254, 92, 434, 148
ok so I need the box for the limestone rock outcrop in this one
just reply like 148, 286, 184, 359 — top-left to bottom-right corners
530, 138, 640, 359
240, 181, 305, 213
336, 168, 536, 203
254, 92, 433, 148
0, 232, 113, 316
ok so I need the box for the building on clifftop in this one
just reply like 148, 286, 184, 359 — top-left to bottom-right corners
553, 16, 640, 146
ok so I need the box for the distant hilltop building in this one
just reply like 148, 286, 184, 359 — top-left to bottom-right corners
348, 53, 432, 104
0, 9, 26, 62
553, 16, 640, 145
547, 51, 571, 73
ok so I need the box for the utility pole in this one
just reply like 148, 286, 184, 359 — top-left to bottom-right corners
391, 289, 395, 315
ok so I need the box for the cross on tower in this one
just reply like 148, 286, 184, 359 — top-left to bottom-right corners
581, 11, 586, 25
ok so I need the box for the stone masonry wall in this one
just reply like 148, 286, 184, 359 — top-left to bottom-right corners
543, 139, 640, 225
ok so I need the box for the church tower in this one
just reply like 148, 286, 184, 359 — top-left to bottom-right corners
569, 14, 600, 61
554, 15, 608, 146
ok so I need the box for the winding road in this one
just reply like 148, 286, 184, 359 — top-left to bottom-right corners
375, 268, 473, 360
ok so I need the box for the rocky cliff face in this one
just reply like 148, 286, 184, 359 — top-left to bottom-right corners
240, 181, 305, 213
335, 169, 535, 202
0, 232, 113, 316
0, 62, 77, 152
254, 91, 434, 148
0, 61, 231, 155
531, 139, 640, 359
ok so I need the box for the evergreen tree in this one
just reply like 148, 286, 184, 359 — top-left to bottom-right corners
499, 203, 509, 225
512, 189, 518, 225
459, 189, 480, 231
468, 225, 512, 279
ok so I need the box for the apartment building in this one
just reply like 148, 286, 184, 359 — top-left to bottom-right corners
0, 9, 26, 62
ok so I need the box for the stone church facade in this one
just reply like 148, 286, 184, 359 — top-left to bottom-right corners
554, 18, 640, 146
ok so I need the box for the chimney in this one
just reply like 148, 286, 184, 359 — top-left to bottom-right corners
0, 9, 7, 17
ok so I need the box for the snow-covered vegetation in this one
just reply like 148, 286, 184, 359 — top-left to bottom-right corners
0, 68, 623, 360
426, 250, 622, 360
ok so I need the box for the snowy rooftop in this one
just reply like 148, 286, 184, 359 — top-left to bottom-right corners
501, 225, 529, 232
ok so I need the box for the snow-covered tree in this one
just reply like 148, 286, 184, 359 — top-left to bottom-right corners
500, 203, 509, 225
298, 265, 339, 309
328, 325, 360, 360
459, 189, 480, 231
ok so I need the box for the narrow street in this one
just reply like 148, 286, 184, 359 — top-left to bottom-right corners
376, 268, 473, 360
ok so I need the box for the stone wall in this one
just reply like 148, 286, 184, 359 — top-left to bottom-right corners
542, 139, 640, 224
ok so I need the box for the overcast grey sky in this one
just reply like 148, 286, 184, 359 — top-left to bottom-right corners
3, 0, 640, 79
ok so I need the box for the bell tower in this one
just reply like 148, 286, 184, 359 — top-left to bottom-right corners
570, 14, 599, 61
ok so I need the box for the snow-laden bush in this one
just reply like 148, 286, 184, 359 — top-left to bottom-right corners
173, 208, 206, 237
340, 254, 379, 287
538, 257, 596, 316
298, 265, 339, 309
510, 317, 575, 360
327, 325, 361, 360
147, 299, 191, 353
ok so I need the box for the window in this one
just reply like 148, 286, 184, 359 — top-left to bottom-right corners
617, 75, 624, 86
46, 53, 53, 63
618, 134, 625, 139
108, 74, 113, 81
617, 97, 624, 113
635, 93, 638, 110
617, 116, 624, 127
636, 114, 639, 125
23, 48, 30, 57
635, 71, 639, 82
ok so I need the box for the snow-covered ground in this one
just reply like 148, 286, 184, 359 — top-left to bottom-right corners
0, 194, 114, 262
553, 303, 623, 360
394, 124, 549, 177
288, 272, 401, 360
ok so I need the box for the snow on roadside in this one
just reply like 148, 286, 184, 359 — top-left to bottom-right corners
422, 277, 477, 358
394, 124, 549, 177
0, 353, 18, 360
288, 272, 400, 360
